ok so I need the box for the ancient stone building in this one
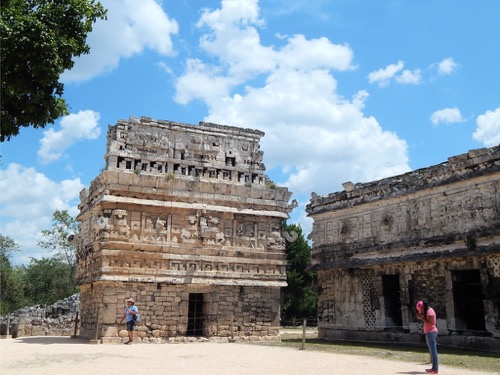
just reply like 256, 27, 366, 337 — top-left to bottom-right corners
75, 117, 294, 343
306, 145, 500, 351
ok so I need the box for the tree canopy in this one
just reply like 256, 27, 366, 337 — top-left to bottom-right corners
281, 222, 317, 324
0, 0, 106, 142
0, 235, 25, 314
38, 209, 79, 285
22, 257, 77, 305
0, 210, 79, 314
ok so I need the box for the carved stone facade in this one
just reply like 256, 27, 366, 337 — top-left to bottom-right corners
75, 117, 294, 343
307, 146, 500, 351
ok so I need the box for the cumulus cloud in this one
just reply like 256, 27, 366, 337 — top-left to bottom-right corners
437, 57, 458, 75
62, 0, 179, 82
0, 164, 83, 264
38, 110, 101, 164
175, 59, 237, 105
396, 69, 422, 84
430, 107, 464, 125
176, 0, 410, 199
473, 107, 500, 147
176, 0, 355, 105
368, 61, 405, 87
369, 62, 422, 87
279, 35, 354, 72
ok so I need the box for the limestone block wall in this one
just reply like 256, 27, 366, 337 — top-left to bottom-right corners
79, 281, 280, 343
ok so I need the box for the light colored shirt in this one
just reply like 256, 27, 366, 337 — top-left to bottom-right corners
125, 305, 138, 323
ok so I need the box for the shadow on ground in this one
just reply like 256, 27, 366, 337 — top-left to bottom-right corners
14, 336, 88, 345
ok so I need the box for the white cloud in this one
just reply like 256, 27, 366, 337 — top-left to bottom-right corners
38, 110, 101, 164
176, 0, 355, 106
176, 1, 410, 198
175, 59, 237, 105
430, 107, 464, 125
473, 107, 500, 147
396, 69, 422, 85
62, 0, 179, 82
278, 35, 354, 72
368, 61, 405, 87
369, 62, 422, 87
437, 57, 458, 75
0, 164, 83, 265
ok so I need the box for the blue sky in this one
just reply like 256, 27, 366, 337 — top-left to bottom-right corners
1, 0, 499, 265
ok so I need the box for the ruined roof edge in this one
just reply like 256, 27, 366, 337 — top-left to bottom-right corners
307, 144, 500, 214
116, 116, 265, 138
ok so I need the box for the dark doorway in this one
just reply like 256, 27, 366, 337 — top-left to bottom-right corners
382, 275, 403, 329
187, 293, 204, 336
452, 270, 486, 332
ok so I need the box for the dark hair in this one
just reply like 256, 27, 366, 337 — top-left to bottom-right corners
423, 301, 429, 317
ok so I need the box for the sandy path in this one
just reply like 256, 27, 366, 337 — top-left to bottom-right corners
0, 336, 491, 375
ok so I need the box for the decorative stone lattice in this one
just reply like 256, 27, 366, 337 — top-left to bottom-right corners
487, 256, 500, 277
361, 269, 376, 328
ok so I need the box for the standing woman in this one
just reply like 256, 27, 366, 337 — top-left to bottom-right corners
416, 300, 439, 374
119, 298, 139, 344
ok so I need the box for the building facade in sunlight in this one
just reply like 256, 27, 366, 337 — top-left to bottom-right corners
75, 117, 295, 343
307, 145, 500, 352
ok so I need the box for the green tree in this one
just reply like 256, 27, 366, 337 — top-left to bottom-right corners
22, 257, 76, 305
0, 235, 26, 314
281, 222, 317, 324
0, 0, 107, 142
37, 210, 78, 286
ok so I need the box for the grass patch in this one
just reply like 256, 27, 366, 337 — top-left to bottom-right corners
255, 333, 500, 373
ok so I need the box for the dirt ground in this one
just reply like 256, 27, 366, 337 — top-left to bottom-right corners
0, 336, 492, 375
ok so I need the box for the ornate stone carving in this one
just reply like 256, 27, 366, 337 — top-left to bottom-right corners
75, 117, 295, 341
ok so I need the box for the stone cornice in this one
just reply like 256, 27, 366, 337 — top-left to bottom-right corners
95, 195, 289, 218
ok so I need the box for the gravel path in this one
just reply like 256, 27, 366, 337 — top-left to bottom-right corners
0, 336, 491, 375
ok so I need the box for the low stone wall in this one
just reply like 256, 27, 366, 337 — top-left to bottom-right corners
0, 294, 79, 338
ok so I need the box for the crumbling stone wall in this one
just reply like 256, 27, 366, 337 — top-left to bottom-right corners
0, 294, 79, 337
75, 117, 294, 342
308, 146, 500, 351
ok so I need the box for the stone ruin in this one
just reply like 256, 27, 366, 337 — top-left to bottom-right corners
0, 294, 79, 338
74, 117, 295, 343
307, 145, 500, 352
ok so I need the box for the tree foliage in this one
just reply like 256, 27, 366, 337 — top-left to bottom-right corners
1, 210, 79, 314
21, 257, 77, 305
0, 0, 107, 142
0, 235, 26, 314
281, 222, 317, 324
38, 210, 78, 285
0, 234, 21, 259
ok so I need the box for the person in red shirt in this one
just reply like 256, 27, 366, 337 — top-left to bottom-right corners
416, 300, 439, 374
